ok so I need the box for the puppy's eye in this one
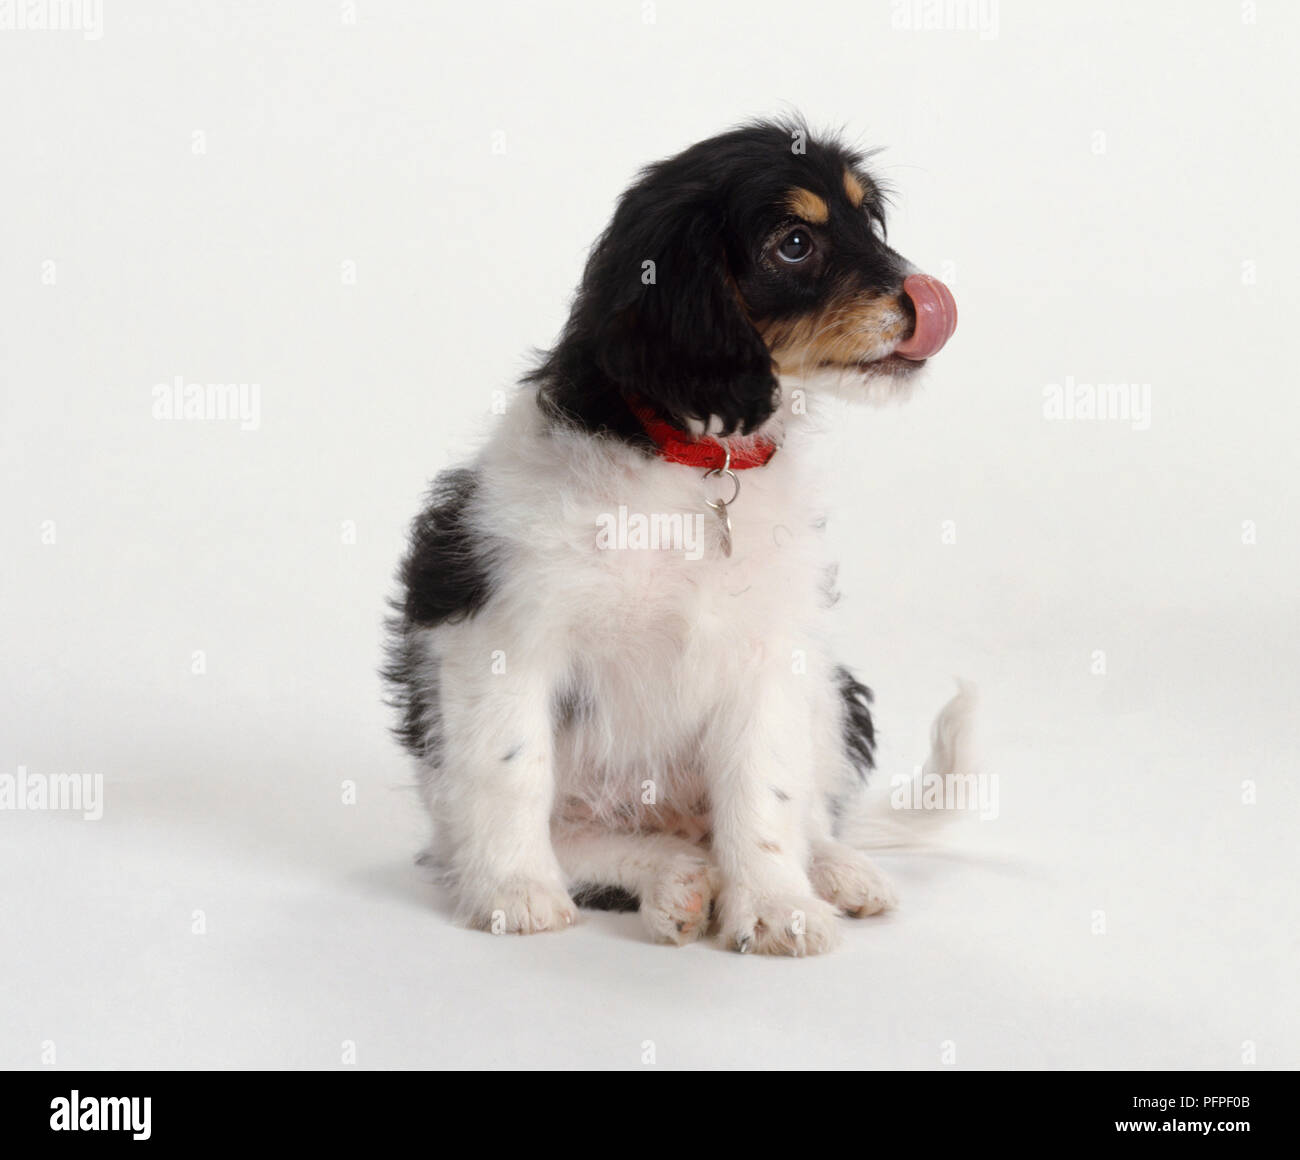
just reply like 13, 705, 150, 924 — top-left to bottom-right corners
776, 229, 814, 264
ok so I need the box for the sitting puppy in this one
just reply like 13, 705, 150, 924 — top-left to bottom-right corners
386, 119, 965, 955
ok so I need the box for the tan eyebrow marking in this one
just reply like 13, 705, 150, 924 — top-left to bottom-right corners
843, 169, 866, 208
785, 187, 829, 224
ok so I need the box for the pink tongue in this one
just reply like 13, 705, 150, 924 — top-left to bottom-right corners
894, 273, 957, 361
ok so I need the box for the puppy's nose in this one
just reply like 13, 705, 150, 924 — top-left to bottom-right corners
894, 274, 958, 361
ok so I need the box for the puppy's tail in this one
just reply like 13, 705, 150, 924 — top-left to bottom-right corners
849, 679, 981, 849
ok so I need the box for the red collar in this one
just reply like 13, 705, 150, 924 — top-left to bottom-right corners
627, 397, 778, 470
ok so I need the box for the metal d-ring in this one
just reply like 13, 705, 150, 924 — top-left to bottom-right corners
702, 445, 740, 557
702, 445, 741, 507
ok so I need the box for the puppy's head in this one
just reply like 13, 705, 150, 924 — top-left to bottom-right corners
571, 119, 956, 436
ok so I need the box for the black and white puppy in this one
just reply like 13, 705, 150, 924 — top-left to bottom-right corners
386, 119, 969, 955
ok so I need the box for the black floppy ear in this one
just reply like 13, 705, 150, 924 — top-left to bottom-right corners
589, 193, 779, 436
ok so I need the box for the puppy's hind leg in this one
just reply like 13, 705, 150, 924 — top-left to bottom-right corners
805, 663, 897, 917
553, 826, 719, 946
808, 839, 898, 916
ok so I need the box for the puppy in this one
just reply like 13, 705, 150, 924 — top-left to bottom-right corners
386, 119, 965, 955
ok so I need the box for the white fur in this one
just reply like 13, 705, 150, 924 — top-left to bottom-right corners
406, 375, 974, 954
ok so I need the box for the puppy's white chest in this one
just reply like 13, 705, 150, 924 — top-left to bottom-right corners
560, 465, 826, 703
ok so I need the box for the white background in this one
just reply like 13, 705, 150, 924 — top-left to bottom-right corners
2, 1, 1297, 1069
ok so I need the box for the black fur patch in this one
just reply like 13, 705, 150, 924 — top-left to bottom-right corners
571, 884, 640, 912
382, 630, 441, 760
400, 468, 494, 627
382, 468, 496, 760
836, 665, 876, 781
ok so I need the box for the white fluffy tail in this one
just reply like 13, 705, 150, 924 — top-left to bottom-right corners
845, 679, 982, 850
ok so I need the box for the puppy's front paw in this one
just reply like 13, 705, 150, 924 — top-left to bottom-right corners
719, 888, 841, 956
809, 844, 898, 917
640, 856, 719, 947
462, 878, 577, 935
